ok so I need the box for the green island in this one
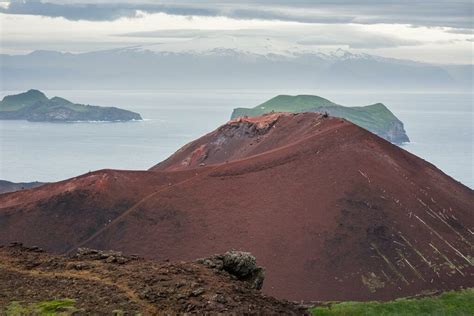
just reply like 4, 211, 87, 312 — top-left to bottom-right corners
231, 95, 409, 144
0, 90, 142, 122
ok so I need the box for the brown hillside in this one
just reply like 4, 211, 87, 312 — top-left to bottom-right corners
0, 112, 472, 301
0, 244, 304, 314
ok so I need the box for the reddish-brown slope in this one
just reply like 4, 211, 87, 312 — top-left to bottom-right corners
0, 169, 198, 252
0, 113, 472, 302
151, 113, 340, 171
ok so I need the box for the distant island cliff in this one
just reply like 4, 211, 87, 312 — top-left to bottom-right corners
0, 90, 142, 122
0, 180, 45, 194
231, 95, 409, 144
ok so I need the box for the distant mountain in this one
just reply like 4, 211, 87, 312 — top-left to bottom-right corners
0, 180, 45, 194
0, 90, 142, 122
231, 95, 409, 144
0, 47, 471, 90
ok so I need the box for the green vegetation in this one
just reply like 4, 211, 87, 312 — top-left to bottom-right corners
0, 89, 142, 122
310, 288, 474, 316
232, 95, 336, 117
231, 95, 409, 143
5, 299, 79, 315
0, 89, 49, 111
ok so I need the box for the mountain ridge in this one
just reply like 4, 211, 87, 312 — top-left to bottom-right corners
1, 48, 470, 90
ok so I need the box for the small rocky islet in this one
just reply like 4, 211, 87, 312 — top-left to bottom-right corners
0, 90, 142, 122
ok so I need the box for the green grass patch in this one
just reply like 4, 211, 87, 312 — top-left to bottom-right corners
310, 288, 474, 316
5, 299, 79, 315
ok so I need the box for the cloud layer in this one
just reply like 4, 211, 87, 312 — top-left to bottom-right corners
2, 0, 473, 29
1, 1, 472, 64
120, 27, 422, 49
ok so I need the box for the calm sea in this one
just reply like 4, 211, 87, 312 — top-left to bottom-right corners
0, 90, 472, 188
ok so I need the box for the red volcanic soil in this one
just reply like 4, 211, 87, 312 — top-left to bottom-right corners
0, 112, 473, 302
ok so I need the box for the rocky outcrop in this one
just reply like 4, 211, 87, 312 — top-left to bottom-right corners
197, 251, 265, 290
381, 120, 410, 144
74, 247, 134, 264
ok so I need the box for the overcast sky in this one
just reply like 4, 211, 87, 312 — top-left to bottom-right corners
0, 0, 472, 64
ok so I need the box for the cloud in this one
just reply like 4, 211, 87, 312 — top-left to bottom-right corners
445, 28, 474, 35
1, 0, 473, 29
1, 1, 471, 64
1, 0, 218, 21
120, 27, 423, 49
297, 34, 421, 49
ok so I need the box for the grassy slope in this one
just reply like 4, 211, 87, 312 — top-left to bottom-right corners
310, 289, 474, 316
232, 95, 336, 116
0, 90, 49, 111
6, 289, 472, 315
6, 299, 79, 315
231, 95, 400, 136
0, 91, 92, 113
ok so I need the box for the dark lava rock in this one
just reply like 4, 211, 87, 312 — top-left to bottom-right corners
75, 248, 131, 264
197, 250, 265, 290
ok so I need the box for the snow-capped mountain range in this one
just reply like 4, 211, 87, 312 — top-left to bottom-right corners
120, 39, 387, 62
1, 43, 471, 91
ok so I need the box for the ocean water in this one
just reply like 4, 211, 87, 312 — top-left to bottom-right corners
0, 90, 472, 188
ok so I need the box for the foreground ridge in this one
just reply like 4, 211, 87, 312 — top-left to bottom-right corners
0, 244, 305, 314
